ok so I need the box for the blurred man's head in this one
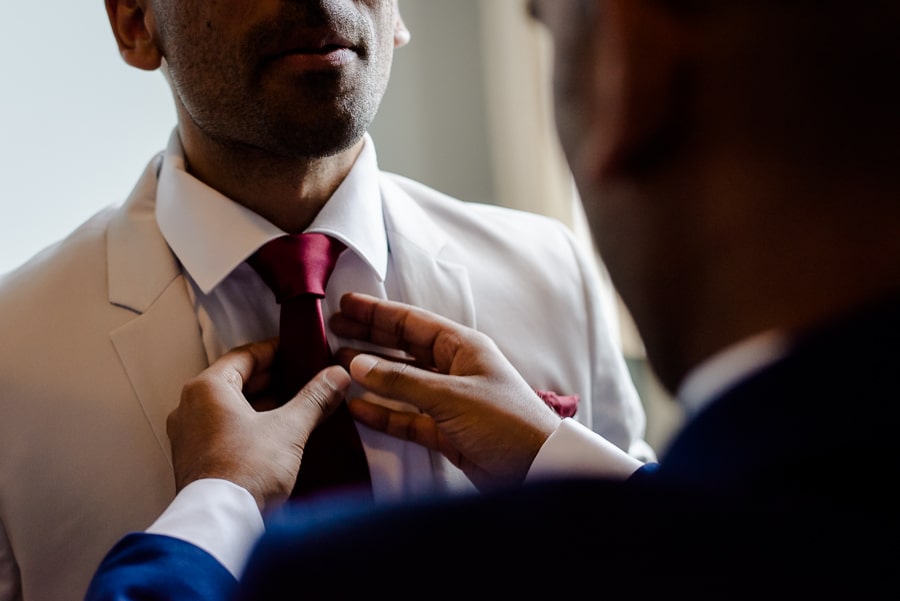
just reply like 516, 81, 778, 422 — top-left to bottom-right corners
530, 0, 900, 390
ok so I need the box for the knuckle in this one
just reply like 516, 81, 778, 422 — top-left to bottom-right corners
469, 328, 495, 349
165, 411, 178, 436
392, 310, 411, 346
180, 376, 213, 402
402, 413, 419, 442
221, 366, 244, 390
301, 380, 338, 414
434, 329, 473, 359
382, 361, 411, 388
306, 389, 331, 413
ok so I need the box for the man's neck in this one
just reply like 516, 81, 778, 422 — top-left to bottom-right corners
176, 123, 365, 234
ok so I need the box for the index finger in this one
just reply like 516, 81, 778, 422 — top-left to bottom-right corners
331, 293, 469, 369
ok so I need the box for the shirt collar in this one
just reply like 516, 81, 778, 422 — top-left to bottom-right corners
677, 329, 791, 417
156, 129, 387, 294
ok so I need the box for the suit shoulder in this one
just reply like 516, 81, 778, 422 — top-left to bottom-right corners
0, 204, 119, 314
382, 172, 578, 244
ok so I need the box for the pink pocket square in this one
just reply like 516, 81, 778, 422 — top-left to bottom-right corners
533, 389, 579, 418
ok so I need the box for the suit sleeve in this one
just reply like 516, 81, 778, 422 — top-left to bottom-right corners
84, 533, 237, 601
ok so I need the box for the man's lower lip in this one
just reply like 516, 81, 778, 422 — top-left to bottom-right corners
272, 48, 355, 70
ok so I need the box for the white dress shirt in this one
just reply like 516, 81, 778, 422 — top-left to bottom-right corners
677, 329, 790, 419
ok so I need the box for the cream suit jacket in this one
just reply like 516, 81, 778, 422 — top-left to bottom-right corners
0, 155, 649, 601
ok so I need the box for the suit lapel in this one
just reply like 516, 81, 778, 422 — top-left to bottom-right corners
106, 156, 208, 460
379, 174, 476, 328
378, 175, 478, 493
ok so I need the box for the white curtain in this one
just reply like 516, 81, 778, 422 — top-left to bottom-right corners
477, 0, 646, 359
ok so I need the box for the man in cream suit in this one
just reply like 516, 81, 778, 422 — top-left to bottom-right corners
0, 1, 651, 600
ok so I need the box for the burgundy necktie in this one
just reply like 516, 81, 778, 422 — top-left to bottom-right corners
248, 233, 372, 499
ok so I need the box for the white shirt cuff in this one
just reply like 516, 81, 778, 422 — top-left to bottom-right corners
527, 418, 643, 482
145, 479, 265, 578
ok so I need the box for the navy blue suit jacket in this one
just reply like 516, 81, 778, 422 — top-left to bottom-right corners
86, 295, 900, 600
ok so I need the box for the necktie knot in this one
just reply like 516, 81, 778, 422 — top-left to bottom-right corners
248, 233, 346, 302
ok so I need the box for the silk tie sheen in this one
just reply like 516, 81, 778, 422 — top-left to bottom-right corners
248, 233, 372, 499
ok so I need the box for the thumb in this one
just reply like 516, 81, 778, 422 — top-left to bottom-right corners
282, 365, 352, 428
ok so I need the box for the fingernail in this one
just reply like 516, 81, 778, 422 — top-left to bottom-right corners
350, 354, 378, 375
323, 366, 351, 391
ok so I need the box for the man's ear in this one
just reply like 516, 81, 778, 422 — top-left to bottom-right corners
583, 0, 689, 179
393, 6, 411, 48
105, 0, 162, 71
